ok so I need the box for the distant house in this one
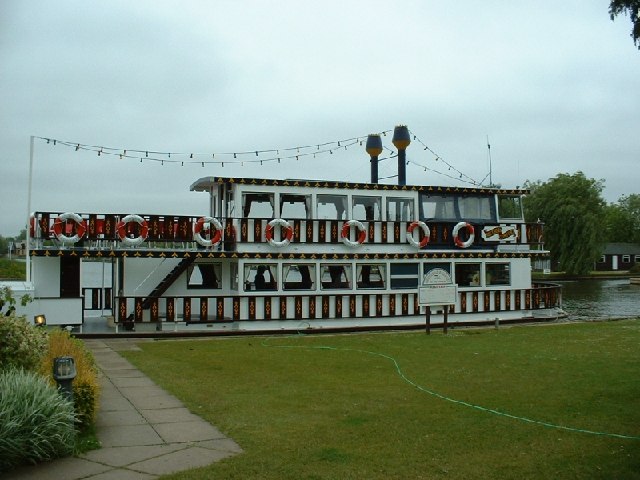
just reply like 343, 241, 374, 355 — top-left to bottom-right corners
13, 240, 27, 257
595, 243, 640, 271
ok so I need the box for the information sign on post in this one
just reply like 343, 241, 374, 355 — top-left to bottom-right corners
419, 268, 457, 334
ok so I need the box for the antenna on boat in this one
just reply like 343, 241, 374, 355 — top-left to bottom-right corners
487, 135, 493, 187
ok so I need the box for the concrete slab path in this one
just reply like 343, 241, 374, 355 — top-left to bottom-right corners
5, 339, 242, 479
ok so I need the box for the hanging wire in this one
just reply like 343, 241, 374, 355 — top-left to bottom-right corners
408, 129, 481, 186
35, 128, 483, 188
34, 130, 393, 167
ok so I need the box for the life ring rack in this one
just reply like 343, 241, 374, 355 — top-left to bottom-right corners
193, 216, 223, 247
406, 221, 430, 248
341, 220, 366, 247
265, 218, 294, 247
53, 212, 86, 244
452, 221, 475, 248
117, 214, 149, 247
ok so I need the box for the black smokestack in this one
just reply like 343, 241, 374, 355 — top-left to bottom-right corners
392, 125, 411, 186
366, 134, 382, 184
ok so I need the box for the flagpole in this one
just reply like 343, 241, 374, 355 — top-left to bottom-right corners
26, 136, 34, 283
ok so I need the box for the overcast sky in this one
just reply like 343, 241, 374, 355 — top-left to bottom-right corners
1, 0, 638, 237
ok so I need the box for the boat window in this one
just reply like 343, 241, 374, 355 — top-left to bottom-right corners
386, 197, 414, 221
420, 194, 495, 222
244, 263, 277, 291
390, 263, 418, 289
320, 264, 352, 289
242, 192, 274, 218
187, 263, 222, 289
280, 194, 311, 219
282, 263, 316, 290
356, 264, 386, 289
317, 194, 348, 220
352, 196, 381, 221
422, 263, 451, 279
497, 195, 524, 220
455, 263, 481, 287
486, 263, 510, 286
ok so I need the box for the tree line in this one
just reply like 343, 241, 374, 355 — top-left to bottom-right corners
0, 230, 26, 258
523, 172, 640, 275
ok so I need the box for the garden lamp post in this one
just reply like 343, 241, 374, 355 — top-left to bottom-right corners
52, 356, 76, 403
34, 314, 46, 326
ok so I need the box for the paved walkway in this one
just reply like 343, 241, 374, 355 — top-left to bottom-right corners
6, 339, 242, 479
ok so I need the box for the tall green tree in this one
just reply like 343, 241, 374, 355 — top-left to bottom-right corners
609, 0, 640, 50
603, 203, 634, 242
523, 172, 606, 275
605, 193, 640, 243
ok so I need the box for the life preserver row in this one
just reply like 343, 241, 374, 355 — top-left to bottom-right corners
42, 214, 475, 249
193, 216, 223, 247
53, 212, 86, 244
265, 218, 294, 247
341, 220, 367, 247
452, 221, 475, 248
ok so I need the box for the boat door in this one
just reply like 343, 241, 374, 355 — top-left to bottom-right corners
60, 256, 80, 297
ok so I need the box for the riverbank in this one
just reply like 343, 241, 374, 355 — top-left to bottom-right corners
533, 271, 635, 281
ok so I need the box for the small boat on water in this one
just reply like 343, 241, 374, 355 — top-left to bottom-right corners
11, 126, 564, 333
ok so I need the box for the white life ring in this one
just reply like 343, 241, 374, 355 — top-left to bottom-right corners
452, 221, 475, 248
341, 220, 366, 247
53, 212, 86, 244
193, 216, 223, 247
117, 214, 149, 247
265, 218, 294, 247
406, 221, 430, 248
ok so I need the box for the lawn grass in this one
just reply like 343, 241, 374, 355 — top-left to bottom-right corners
0, 258, 26, 280
121, 320, 640, 479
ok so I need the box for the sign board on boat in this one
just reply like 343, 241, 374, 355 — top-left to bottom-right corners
419, 268, 457, 306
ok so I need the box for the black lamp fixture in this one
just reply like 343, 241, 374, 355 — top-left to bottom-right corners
34, 314, 46, 327
52, 356, 77, 403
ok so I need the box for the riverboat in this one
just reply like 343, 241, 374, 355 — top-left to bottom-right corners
20, 127, 563, 333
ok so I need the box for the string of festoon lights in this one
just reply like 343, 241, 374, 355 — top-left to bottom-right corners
407, 130, 481, 187
34, 129, 480, 186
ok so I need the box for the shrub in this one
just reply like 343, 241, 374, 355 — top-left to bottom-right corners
0, 315, 48, 372
40, 329, 100, 428
0, 369, 75, 472
630, 262, 640, 274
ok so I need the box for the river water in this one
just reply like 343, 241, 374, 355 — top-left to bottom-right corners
558, 278, 640, 321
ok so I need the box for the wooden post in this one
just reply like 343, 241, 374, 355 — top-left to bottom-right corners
425, 306, 431, 335
443, 306, 448, 335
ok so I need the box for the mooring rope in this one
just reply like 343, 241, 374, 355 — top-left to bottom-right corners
261, 336, 640, 441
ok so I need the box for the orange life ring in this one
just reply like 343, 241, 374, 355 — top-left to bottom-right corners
193, 216, 223, 247
53, 212, 86, 243
453, 222, 474, 248
341, 220, 366, 247
265, 218, 294, 247
406, 221, 430, 248
117, 214, 149, 246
